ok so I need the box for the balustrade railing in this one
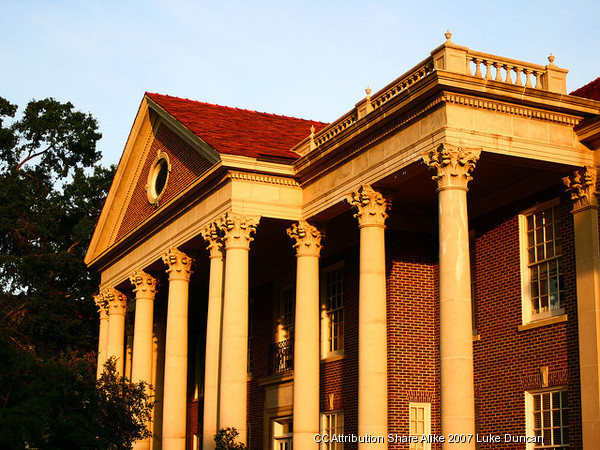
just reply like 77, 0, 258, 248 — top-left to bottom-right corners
293, 36, 567, 157
466, 50, 546, 89
269, 339, 294, 374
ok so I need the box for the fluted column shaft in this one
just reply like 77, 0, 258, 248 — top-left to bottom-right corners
349, 185, 389, 449
202, 224, 225, 450
218, 213, 259, 446
288, 221, 323, 449
95, 295, 110, 379
161, 248, 193, 450
424, 144, 480, 449
564, 167, 600, 447
104, 288, 128, 376
130, 270, 158, 450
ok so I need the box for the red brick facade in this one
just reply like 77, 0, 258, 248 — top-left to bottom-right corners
116, 122, 212, 241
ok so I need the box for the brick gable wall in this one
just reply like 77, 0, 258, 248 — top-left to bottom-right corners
116, 122, 213, 241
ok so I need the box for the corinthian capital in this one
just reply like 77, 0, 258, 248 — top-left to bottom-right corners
218, 212, 260, 250
287, 220, 323, 257
422, 143, 480, 190
201, 222, 224, 259
563, 166, 598, 211
347, 185, 389, 227
94, 294, 109, 318
101, 287, 127, 315
162, 248, 194, 281
129, 270, 158, 298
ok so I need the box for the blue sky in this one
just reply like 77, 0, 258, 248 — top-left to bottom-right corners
2, 0, 599, 167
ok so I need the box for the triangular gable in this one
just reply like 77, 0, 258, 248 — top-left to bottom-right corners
86, 93, 328, 267
85, 97, 218, 266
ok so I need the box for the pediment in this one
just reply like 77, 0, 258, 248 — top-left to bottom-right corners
85, 96, 218, 266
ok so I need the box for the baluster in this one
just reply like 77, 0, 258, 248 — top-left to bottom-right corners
484, 60, 492, 79
504, 64, 512, 83
524, 69, 532, 88
514, 67, 523, 86
473, 58, 482, 78
534, 71, 542, 89
494, 62, 503, 81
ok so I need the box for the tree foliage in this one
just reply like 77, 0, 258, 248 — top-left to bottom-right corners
0, 96, 153, 447
214, 428, 247, 450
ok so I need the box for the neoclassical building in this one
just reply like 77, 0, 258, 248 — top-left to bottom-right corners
86, 34, 600, 450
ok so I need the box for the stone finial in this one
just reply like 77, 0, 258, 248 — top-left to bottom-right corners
445, 30, 452, 41
129, 270, 158, 297
347, 184, 390, 227
365, 86, 372, 98
422, 143, 480, 190
563, 166, 598, 211
218, 212, 260, 250
101, 287, 127, 315
309, 125, 316, 151
548, 53, 555, 64
201, 221, 224, 259
94, 293, 109, 318
162, 248, 194, 281
287, 220, 323, 257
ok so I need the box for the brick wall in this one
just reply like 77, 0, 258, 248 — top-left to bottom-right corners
472, 188, 581, 449
386, 230, 440, 449
116, 122, 213, 241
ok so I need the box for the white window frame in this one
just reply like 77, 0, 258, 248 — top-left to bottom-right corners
519, 199, 565, 325
320, 411, 344, 450
525, 388, 569, 449
409, 402, 431, 450
278, 284, 295, 343
320, 262, 345, 359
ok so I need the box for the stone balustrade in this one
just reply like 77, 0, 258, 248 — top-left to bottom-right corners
467, 50, 546, 88
291, 33, 568, 158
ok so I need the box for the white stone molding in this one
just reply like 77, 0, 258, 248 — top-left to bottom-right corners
287, 220, 323, 257
422, 143, 481, 191
563, 166, 598, 211
218, 212, 260, 250
162, 248, 193, 282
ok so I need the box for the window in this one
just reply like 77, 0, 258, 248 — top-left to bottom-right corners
321, 411, 344, 450
321, 265, 344, 357
519, 201, 564, 323
279, 286, 295, 342
146, 152, 171, 205
409, 403, 431, 450
272, 417, 293, 450
526, 389, 569, 449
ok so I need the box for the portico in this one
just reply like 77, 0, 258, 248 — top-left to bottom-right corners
87, 35, 600, 450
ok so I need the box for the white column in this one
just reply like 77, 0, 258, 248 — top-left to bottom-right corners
564, 167, 600, 447
201, 223, 225, 450
130, 270, 158, 450
423, 143, 480, 449
348, 185, 389, 449
288, 220, 323, 449
218, 212, 259, 446
103, 287, 128, 376
95, 294, 110, 379
161, 248, 194, 450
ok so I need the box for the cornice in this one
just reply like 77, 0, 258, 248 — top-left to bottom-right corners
441, 93, 583, 125
228, 170, 300, 187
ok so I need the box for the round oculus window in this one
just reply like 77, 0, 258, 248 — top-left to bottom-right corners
147, 155, 171, 205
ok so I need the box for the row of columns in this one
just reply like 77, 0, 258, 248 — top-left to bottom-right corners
95, 143, 600, 450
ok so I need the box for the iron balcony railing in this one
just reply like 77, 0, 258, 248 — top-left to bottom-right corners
269, 339, 294, 374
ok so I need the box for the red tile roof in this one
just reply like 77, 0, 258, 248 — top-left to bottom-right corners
146, 93, 328, 160
570, 77, 600, 101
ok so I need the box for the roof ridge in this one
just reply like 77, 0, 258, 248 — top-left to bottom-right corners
145, 92, 328, 125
